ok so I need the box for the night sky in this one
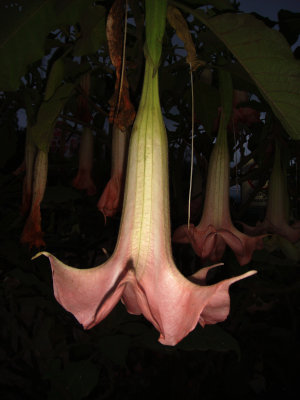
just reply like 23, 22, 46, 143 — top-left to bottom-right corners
239, 0, 300, 19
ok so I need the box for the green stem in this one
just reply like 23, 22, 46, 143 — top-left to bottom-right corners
144, 0, 167, 70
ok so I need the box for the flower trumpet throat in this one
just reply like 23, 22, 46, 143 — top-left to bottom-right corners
34, 0, 256, 346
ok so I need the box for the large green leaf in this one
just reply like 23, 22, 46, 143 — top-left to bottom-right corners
171, 2, 300, 139
44, 58, 65, 101
194, 78, 219, 134
30, 82, 74, 151
73, 4, 106, 56
0, 0, 91, 91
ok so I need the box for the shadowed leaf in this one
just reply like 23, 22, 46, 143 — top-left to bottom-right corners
0, 0, 91, 91
171, 3, 300, 139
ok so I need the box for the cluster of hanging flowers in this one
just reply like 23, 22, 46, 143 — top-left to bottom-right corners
34, 0, 257, 346
97, 0, 135, 219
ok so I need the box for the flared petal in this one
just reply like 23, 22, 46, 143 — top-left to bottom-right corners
72, 170, 97, 195
122, 259, 256, 346
21, 200, 45, 248
189, 263, 223, 285
97, 174, 122, 218
202, 230, 226, 262
240, 219, 300, 244
173, 223, 264, 265
172, 224, 193, 244
33, 252, 132, 329
218, 228, 244, 256
97, 126, 128, 219
232, 232, 265, 265
238, 220, 266, 236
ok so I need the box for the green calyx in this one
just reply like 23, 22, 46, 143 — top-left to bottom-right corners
144, 0, 167, 70
216, 69, 233, 147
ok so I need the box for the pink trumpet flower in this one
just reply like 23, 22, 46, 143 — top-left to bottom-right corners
173, 91, 265, 265
34, 0, 256, 346
240, 142, 300, 243
212, 90, 260, 133
230, 90, 260, 131
97, 125, 129, 219
21, 149, 48, 248
72, 127, 97, 196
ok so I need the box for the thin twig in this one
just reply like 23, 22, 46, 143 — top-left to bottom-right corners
232, 116, 239, 195
188, 65, 194, 229
115, 0, 128, 119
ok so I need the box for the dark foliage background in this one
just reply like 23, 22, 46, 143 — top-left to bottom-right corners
0, 0, 300, 399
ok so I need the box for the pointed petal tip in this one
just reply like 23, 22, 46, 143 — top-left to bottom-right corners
237, 269, 257, 281
158, 334, 178, 347
31, 251, 51, 261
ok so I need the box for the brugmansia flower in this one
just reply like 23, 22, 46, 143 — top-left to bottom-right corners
213, 90, 260, 133
72, 73, 97, 196
21, 149, 48, 248
97, 0, 135, 219
34, 0, 256, 346
240, 141, 300, 243
72, 127, 97, 196
173, 73, 265, 266
97, 125, 129, 219
229, 90, 260, 132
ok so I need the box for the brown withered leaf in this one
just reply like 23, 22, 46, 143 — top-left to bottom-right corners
109, 76, 135, 131
106, 0, 124, 70
107, 0, 135, 130
167, 6, 205, 71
